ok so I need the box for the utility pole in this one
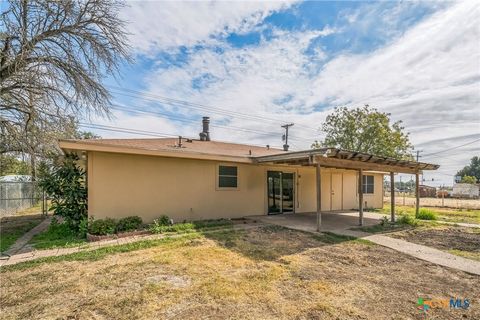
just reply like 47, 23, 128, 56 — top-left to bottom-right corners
281, 123, 294, 151
441, 184, 445, 207
415, 150, 423, 162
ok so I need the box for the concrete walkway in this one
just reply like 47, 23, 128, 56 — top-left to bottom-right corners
0, 222, 265, 267
2, 216, 52, 256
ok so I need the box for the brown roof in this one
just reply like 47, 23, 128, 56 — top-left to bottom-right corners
61, 138, 286, 158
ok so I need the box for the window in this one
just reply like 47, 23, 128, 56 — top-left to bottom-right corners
362, 175, 374, 194
218, 165, 238, 188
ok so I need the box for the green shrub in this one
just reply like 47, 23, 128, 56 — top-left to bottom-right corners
116, 216, 143, 232
397, 214, 418, 226
415, 208, 437, 220
149, 218, 232, 234
379, 216, 390, 226
150, 222, 195, 234
40, 153, 87, 231
89, 218, 116, 235
156, 215, 171, 226
78, 217, 89, 237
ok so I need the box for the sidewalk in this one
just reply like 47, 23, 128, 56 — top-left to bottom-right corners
3, 216, 52, 256
0, 222, 265, 267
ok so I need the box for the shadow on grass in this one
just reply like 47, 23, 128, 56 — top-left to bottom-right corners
2, 221, 374, 272
351, 223, 413, 234
201, 224, 373, 262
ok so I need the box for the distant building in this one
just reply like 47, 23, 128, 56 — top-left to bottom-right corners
418, 185, 436, 198
452, 183, 480, 199
0, 175, 32, 182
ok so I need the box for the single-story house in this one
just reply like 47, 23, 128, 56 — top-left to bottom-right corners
59, 117, 439, 228
452, 183, 480, 199
418, 185, 437, 198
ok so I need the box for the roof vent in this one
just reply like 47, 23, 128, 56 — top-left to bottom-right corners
199, 116, 210, 141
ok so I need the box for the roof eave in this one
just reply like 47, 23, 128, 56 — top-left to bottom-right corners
58, 140, 258, 164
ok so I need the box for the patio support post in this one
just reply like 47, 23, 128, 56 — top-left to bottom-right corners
316, 162, 322, 232
415, 172, 420, 216
390, 172, 395, 223
358, 169, 364, 226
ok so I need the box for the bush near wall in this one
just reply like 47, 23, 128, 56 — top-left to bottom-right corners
415, 208, 437, 220
88, 216, 143, 236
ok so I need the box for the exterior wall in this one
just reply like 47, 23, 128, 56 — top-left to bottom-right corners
361, 173, 384, 209
452, 183, 480, 199
87, 151, 384, 222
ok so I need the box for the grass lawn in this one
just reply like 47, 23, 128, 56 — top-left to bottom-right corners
27, 218, 234, 250
1, 225, 478, 319
375, 204, 480, 224
0, 215, 45, 253
28, 221, 87, 250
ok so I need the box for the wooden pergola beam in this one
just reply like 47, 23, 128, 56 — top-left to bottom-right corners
315, 156, 421, 174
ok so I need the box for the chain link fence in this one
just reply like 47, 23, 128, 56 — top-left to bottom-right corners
0, 182, 46, 216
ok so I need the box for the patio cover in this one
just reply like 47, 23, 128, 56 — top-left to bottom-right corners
254, 148, 440, 230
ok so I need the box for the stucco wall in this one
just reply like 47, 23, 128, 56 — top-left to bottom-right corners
87, 151, 384, 222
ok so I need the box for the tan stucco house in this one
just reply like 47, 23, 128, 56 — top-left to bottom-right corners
59, 118, 439, 226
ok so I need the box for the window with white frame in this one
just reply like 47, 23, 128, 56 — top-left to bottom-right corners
362, 175, 374, 194
218, 165, 238, 188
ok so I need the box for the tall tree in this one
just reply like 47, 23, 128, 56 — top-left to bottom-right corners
313, 105, 413, 159
456, 156, 480, 181
0, 154, 29, 176
0, 0, 130, 177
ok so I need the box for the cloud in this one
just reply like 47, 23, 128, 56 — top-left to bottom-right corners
139, 29, 332, 146
102, 1, 479, 185
123, 1, 295, 54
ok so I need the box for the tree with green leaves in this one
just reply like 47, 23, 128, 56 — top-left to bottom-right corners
460, 175, 477, 184
0, 154, 29, 176
40, 153, 87, 231
456, 156, 480, 181
313, 105, 413, 159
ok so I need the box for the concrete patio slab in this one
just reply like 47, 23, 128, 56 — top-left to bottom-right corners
250, 211, 380, 233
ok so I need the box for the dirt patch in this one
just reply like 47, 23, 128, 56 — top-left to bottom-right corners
1, 226, 479, 320
385, 196, 480, 210
0, 214, 45, 233
389, 226, 480, 252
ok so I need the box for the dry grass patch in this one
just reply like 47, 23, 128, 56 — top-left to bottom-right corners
389, 225, 480, 261
1, 225, 479, 320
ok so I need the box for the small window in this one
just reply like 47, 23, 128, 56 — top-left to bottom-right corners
218, 165, 238, 188
362, 175, 374, 194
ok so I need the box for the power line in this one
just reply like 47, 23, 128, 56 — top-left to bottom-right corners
108, 85, 323, 133
109, 103, 318, 143
421, 138, 480, 158
79, 123, 183, 138
78, 123, 286, 149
